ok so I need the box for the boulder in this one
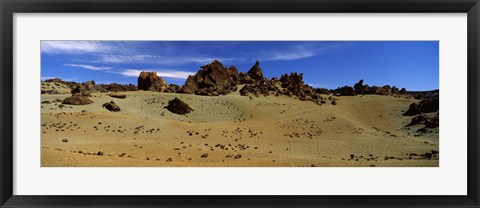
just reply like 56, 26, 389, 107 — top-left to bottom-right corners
165, 97, 193, 115
137, 71, 168, 91
181, 60, 238, 95
62, 95, 93, 105
102, 101, 121, 112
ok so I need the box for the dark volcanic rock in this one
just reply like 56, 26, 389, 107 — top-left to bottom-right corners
280, 72, 304, 93
138, 71, 168, 92
279, 72, 322, 102
181, 60, 238, 95
44, 78, 78, 89
247, 60, 264, 82
99, 83, 137, 92
62, 95, 93, 105
403, 97, 439, 116
70, 85, 82, 94
71, 80, 98, 94
354, 79, 368, 94
83, 81, 97, 92
352, 80, 406, 96
334, 86, 355, 96
227, 65, 240, 85
165, 84, 182, 93
165, 97, 193, 115
239, 72, 255, 84
240, 82, 270, 97
315, 88, 330, 95
407, 113, 439, 132
102, 101, 121, 112
239, 69, 324, 105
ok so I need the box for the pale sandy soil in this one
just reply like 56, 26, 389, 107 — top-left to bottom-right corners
41, 90, 439, 167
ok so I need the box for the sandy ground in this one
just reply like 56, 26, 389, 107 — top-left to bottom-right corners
41, 90, 439, 167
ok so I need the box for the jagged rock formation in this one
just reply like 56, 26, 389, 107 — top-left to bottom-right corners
350, 79, 404, 96
246, 60, 264, 81
403, 96, 439, 133
62, 95, 93, 105
165, 84, 182, 93
165, 97, 193, 115
44, 78, 78, 89
403, 97, 439, 116
103, 101, 121, 112
138, 71, 168, 92
334, 86, 355, 96
238, 63, 324, 104
181, 60, 238, 96
98, 83, 137, 92
279, 73, 322, 103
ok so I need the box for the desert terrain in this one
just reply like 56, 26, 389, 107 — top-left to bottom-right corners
41, 60, 439, 167
41, 91, 439, 167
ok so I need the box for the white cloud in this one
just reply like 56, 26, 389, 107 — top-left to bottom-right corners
96, 54, 241, 65
64, 64, 113, 71
41, 76, 78, 81
41, 76, 57, 80
119, 69, 195, 79
41, 41, 111, 54
263, 51, 315, 61
307, 83, 331, 88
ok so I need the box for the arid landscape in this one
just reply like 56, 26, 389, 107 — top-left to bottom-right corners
41, 60, 439, 167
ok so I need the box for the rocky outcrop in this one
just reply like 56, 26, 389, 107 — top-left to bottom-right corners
315, 88, 330, 95
403, 96, 439, 133
181, 60, 238, 96
102, 101, 121, 112
334, 86, 355, 96
247, 60, 264, 81
71, 80, 98, 94
98, 83, 137, 92
353, 80, 368, 94
403, 97, 439, 116
44, 78, 78, 89
279, 73, 322, 102
240, 71, 324, 105
165, 97, 193, 115
407, 113, 439, 133
240, 82, 270, 97
62, 95, 93, 105
165, 84, 182, 93
137, 71, 168, 92
352, 80, 402, 96
237, 61, 264, 85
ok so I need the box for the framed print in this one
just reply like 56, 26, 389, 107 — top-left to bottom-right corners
1, 0, 479, 207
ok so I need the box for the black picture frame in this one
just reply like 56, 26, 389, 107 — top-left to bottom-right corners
1, 0, 479, 207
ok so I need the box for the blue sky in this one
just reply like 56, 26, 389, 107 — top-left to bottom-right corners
41, 41, 439, 91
